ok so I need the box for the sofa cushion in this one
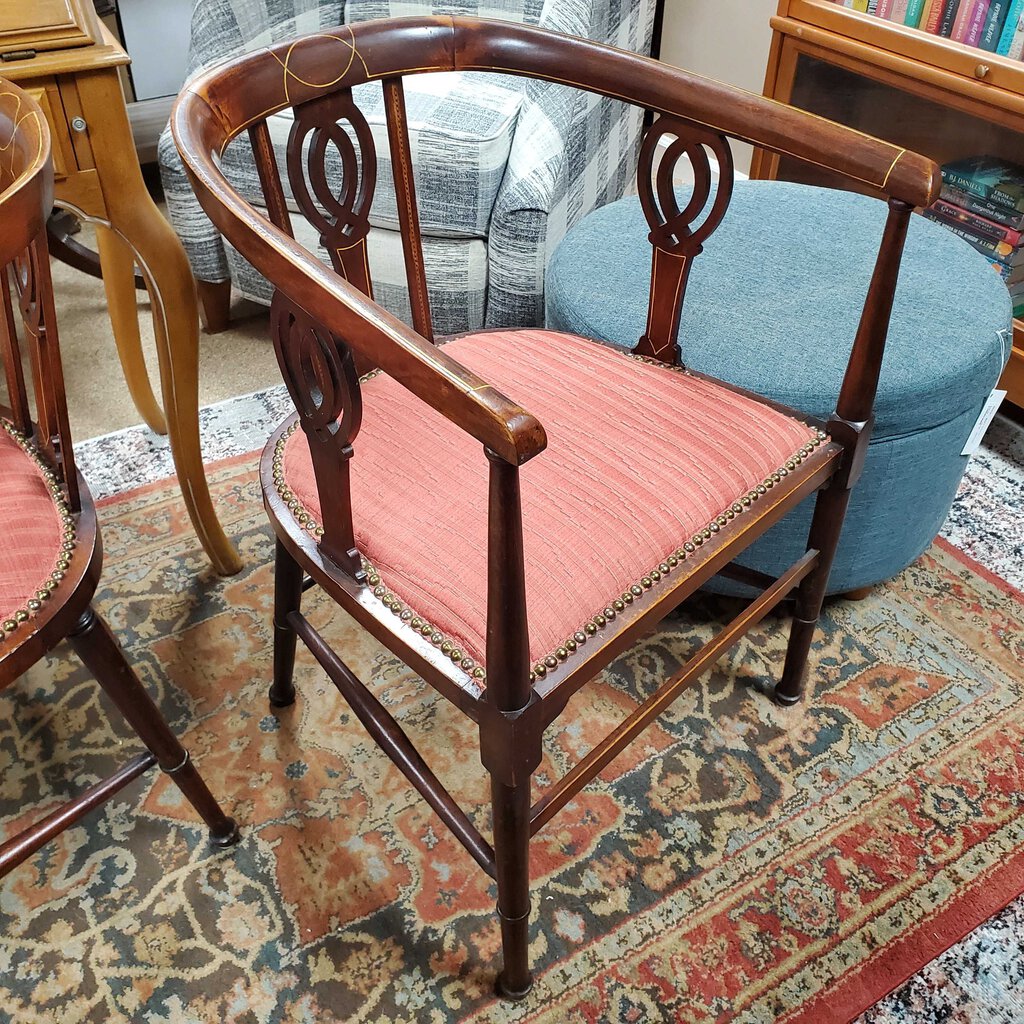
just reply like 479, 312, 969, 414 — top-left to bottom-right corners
220, 72, 524, 239
343, 0, 543, 25
225, 213, 489, 333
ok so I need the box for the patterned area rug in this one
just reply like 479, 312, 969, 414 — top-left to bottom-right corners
1, 445, 1022, 1023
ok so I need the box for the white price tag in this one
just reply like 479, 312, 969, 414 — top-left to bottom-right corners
961, 389, 1006, 457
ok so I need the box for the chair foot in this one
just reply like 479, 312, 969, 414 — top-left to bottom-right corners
268, 686, 296, 709
208, 817, 241, 848
843, 585, 874, 601
776, 616, 815, 706
773, 684, 804, 708
495, 971, 534, 1001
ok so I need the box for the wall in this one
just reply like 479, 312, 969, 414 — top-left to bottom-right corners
658, 0, 778, 171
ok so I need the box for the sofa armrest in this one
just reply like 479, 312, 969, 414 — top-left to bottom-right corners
484, 0, 656, 326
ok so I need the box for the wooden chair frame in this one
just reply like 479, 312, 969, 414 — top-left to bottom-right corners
0, 80, 239, 878
172, 17, 939, 996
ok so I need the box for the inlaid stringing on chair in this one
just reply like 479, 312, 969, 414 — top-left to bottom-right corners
172, 17, 939, 996
0, 80, 239, 878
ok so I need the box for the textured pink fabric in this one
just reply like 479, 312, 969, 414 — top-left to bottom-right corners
283, 330, 816, 672
0, 424, 63, 621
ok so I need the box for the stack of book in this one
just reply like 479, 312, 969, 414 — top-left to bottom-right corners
923, 156, 1024, 318
833, 0, 1024, 57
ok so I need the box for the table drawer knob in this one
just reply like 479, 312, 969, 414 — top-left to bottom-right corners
71, 116, 87, 132
974, 64, 991, 80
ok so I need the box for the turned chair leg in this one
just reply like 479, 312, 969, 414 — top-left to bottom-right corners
69, 606, 239, 848
776, 483, 854, 706
491, 775, 533, 999
269, 537, 304, 708
197, 278, 232, 334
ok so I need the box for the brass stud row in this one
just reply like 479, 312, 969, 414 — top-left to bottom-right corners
527, 428, 828, 684
0, 419, 77, 639
270, 390, 829, 695
361, 558, 486, 684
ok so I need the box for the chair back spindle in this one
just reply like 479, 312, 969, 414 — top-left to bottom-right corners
1, 273, 32, 435
635, 115, 734, 365
249, 120, 295, 238
381, 77, 433, 342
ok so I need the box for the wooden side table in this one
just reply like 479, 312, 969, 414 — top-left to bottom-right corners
0, 0, 241, 574
751, 0, 1024, 409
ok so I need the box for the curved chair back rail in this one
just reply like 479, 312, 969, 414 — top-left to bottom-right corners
172, 15, 940, 471
0, 82, 52, 264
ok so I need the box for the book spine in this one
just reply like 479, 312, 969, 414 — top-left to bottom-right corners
943, 168, 991, 197
877, 0, 896, 15
1009, 11, 1024, 52
905, 0, 927, 22
940, 0, 963, 34
997, 0, 1024, 51
867, 0, 880, 11
923, 213, 1020, 263
966, 0, 993, 41
932, 198, 1024, 243
952, 0, 979, 37
966, 0, 991, 40
984, 257, 1024, 285
925, 0, 947, 28
980, 0, 1011, 47
852, 0, 869, 10
941, 184, 1024, 228
991, 179, 1024, 211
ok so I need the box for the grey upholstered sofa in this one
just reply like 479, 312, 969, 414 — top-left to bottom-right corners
158, 0, 657, 334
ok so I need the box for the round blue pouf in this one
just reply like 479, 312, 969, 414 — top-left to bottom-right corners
545, 180, 1013, 595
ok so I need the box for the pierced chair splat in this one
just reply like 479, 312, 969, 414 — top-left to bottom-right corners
171, 16, 939, 996
0, 79, 239, 880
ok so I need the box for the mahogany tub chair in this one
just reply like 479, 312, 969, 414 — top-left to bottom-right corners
0, 80, 239, 878
171, 18, 938, 995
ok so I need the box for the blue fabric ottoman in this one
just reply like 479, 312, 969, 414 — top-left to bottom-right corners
546, 180, 1013, 595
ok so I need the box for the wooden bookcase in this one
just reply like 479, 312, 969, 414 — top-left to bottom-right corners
751, 0, 1024, 407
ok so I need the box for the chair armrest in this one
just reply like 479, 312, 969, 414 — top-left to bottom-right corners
174, 91, 547, 466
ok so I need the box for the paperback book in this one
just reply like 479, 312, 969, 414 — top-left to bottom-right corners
997, 0, 1024, 54
922, 210, 1024, 266
940, 184, 1024, 230
930, 198, 1024, 244
941, 156, 1024, 213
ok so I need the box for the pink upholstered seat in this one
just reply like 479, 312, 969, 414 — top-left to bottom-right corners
280, 330, 819, 685
0, 423, 64, 626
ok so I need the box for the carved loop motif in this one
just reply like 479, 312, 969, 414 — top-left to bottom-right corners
637, 116, 734, 255
286, 89, 376, 261
10, 245, 41, 336
270, 290, 362, 446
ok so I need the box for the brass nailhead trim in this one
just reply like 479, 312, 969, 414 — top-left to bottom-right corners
271, 380, 830, 694
0, 419, 77, 640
